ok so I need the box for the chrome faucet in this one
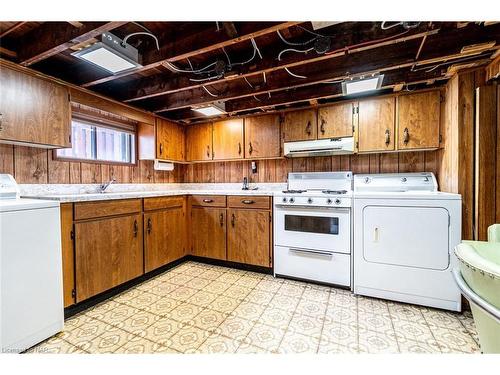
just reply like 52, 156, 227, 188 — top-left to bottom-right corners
99, 178, 116, 193
242, 177, 249, 190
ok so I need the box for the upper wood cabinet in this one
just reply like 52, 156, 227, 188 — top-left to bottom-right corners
0, 64, 71, 148
156, 118, 185, 161
282, 109, 317, 142
212, 119, 244, 160
358, 97, 396, 152
397, 91, 441, 150
74, 213, 143, 302
144, 199, 186, 272
318, 102, 354, 139
227, 208, 271, 267
186, 123, 213, 161
244, 114, 281, 159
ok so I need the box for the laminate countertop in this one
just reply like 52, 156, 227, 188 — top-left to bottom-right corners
20, 183, 287, 203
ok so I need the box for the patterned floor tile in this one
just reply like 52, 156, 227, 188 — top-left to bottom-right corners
208, 295, 242, 314
169, 286, 199, 302
295, 298, 327, 318
276, 283, 305, 298
196, 333, 240, 354
216, 315, 255, 341
120, 310, 161, 335
269, 294, 300, 312
245, 289, 275, 306
224, 284, 252, 300
204, 280, 232, 294
321, 321, 359, 347
185, 277, 212, 290
191, 309, 228, 333
115, 337, 179, 354
236, 343, 270, 354
168, 302, 204, 324
25, 335, 85, 354
146, 297, 183, 316
358, 330, 399, 353
258, 307, 294, 330
169, 326, 210, 353
278, 331, 320, 354
287, 313, 324, 338
186, 290, 219, 307
230, 302, 266, 322
140, 317, 186, 345
148, 281, 179, 297
123, 292, 162, 310
246, 323, 286, 352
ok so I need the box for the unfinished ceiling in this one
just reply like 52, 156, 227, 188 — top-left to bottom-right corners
1, 21, 499, 123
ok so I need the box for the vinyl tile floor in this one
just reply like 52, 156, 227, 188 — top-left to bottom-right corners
26, 261, 480, 354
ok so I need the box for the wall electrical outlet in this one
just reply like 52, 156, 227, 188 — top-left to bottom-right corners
251, 161, 257, 173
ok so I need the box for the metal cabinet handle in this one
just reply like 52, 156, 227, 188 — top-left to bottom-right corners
133, 219, 138, 237
248, 142, 253, 155
219, 213, 224, 227
159, 143, 163, 155
206, 145, 210, 158
306, 120, 312, 135
238, 142, 242, 155
147, 218, 152, 234
0, 113, 3, 131
385, 129, 391, 146
241, 199, 255, 204
231, 213, 235, 227
203, 199, 213, 203
403, 127, 410, 145
320, 118, 325, 134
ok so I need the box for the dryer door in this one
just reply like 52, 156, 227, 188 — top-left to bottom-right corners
362, 205, 450, 270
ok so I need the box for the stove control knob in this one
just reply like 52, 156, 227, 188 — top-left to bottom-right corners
289, 197, 295, 203
327, 198, 333, 204
308, 198, 313, 204
334, 198, 341, 205
282, 197, 287, 203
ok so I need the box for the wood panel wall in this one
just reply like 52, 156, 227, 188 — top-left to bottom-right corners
0, 143, 184, 184
184, 151, 440, 184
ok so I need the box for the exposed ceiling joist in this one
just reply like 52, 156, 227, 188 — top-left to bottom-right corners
80, 22, 301, 88
19, 21, 127, 66
122, 23, 439, 103
0, 21, 27, 38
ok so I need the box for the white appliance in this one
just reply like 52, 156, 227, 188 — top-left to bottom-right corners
0, 174, 64, 353
274, 172, 353, 287
283, 137, 354, 158
353, 172, 462, 312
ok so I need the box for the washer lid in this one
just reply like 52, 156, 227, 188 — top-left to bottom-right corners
0, 198, 60, 212
354, 172, 438, 193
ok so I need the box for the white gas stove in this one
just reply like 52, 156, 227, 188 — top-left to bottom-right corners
273, 172, 353, 287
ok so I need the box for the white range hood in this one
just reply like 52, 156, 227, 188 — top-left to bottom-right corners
284, 137, 354, 158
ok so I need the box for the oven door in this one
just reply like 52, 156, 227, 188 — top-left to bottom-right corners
274, 205, 351, 254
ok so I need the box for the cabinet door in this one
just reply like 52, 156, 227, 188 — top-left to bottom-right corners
186, 123, 213, 161
0, 64, 71, 147
244, 114, 281, 158
358, 97, 396, 152
191, 207, 226, 260
156, 118, 185, 161
227, 209, 271, 267
397, 91, 440, 150
75, 214, 143, 302
318, 103, 354, 139
282, 109, 317, 142
145, 205, 186, 272
60, 203, 75, 308
212, 119, 244, 160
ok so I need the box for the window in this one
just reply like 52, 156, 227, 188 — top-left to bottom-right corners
56, 117, 136, 164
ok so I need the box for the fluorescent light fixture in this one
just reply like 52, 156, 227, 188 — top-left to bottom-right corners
342, 75, 384, 95
192, 102, 226, 117
72, 32, 141, 74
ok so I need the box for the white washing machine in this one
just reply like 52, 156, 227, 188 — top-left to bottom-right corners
353, 172, 462, 312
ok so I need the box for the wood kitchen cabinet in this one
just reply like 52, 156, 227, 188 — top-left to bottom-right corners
0, 62, 71, 148
244, 114, 281, 159
212, 119, 244, 160
358, 97, 396, 152
397, 90, 440, 150
156, 117, 185, 161
318, 102, 354, 139
190, 206, 227, 260
227, 208, 272, 267
186, 122, 213, 161
282, 109, 317, 142
74, 199, 143, 302
60, 203, 75, 308
144, 196, 186, 272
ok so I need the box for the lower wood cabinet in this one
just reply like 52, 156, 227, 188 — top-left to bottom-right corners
75, 213, 143, 302
227, 208, 272, 267
60, 203, 75, 308
190, 206, 227, 260
144, 198, 186, 272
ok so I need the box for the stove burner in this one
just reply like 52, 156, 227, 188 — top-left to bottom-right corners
282, 190, 306, 194
322, 190, 348, 195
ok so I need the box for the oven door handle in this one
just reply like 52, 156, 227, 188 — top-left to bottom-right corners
289, 247, 334, 258
274, 204, 351, 213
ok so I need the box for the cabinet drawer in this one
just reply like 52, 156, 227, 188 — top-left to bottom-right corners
227, 196, 270, 209
144, 196, 184, 211
74, 199, 142, 220
191, 195, 227, 207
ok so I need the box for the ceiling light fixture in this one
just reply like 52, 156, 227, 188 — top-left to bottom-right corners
72, 32, 142, 74
342, 75, 384, 95
192, 102, 226, 117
